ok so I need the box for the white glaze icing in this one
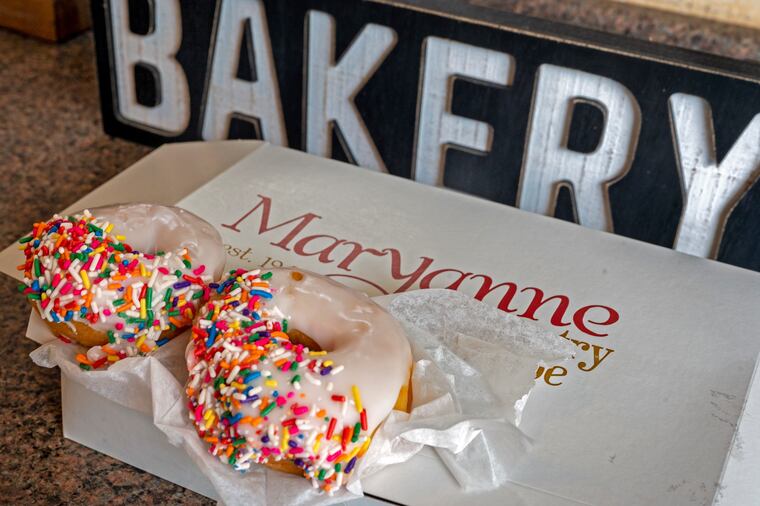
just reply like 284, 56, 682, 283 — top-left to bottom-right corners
185, 268, 411, 491
82, 204, 226, 334
90, 204, 226, 281
263, 268, 411, 431
19, 204, 225, 365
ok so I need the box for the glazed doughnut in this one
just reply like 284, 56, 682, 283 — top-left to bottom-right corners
185, 268, 412, 493
17, 204, 226, 369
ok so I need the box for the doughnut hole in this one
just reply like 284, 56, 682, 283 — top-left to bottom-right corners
287, 328, 412, 413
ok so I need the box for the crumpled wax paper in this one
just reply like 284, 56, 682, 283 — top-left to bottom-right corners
27, 289, 573, 505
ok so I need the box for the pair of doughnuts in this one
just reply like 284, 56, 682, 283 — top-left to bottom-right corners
18, 204, 413, 493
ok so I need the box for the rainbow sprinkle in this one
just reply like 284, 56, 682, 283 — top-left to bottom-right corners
186, 269, 370, 494
17, 210, 212, 368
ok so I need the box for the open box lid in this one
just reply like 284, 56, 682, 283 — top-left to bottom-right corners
2, 141, 760, 505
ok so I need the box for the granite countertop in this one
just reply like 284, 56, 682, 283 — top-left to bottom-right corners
0, 2, 757, 504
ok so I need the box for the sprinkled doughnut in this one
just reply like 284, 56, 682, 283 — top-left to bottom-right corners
185, 268, 412, 493
17, 204, 226, 369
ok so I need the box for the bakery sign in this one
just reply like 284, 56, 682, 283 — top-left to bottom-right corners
91, 0, 760, 273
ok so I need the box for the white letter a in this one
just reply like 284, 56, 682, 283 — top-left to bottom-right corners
202, 0, 287, 144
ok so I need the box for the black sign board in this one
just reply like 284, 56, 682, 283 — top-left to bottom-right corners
91, 0, 760, 272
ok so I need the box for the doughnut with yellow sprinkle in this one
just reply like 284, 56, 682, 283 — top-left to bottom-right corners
185, 268, 412, 493
17, 204, 226, 369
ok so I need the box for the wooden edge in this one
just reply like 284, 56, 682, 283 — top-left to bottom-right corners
54, 0, 92, 41
611, 0, 760, 31
0, 0, 90, 42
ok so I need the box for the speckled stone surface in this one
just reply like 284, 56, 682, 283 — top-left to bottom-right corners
0, 3, 757, 504
0, 30, 206, 506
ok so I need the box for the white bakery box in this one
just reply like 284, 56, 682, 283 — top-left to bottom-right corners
1, 141, 760, 506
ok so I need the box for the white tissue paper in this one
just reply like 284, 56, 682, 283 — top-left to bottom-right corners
27, 289, 573, 505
